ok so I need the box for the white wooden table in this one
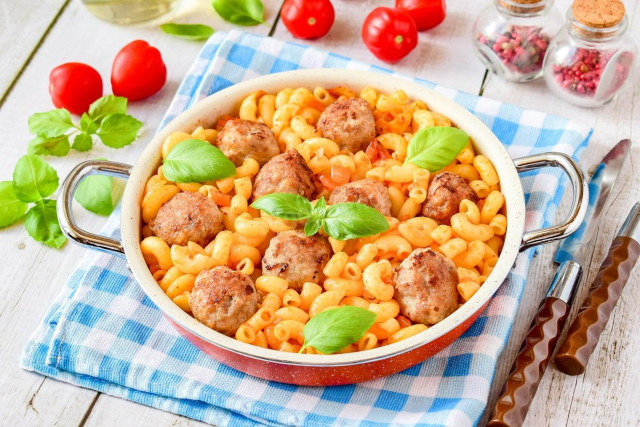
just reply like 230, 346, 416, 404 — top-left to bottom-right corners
0, 0, 638, 425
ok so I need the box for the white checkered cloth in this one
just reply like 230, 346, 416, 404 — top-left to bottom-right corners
22, 31, 593, 426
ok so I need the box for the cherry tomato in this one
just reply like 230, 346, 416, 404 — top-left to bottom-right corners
280, 0, 335, 39
49, 63, 103, 115
362, 7, 418, 63
111, 40, 167, 101
395, 0, 446, 31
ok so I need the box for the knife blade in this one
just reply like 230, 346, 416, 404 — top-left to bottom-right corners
488, 140, 631, 427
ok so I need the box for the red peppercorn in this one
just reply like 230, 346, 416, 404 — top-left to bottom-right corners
476, 25, 551, 75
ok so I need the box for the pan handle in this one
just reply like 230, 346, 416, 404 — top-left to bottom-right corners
514, 152, 588, 252
57, 160, 132, 257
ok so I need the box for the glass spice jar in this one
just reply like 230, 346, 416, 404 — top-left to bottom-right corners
542, 0, 636, 107
472, 0, 563, 82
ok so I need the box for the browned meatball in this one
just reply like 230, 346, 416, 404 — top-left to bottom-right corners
189, 266, 260, 336
317, 97, 376, 153
216, 119, 280, 166
150, 192, 223, 247
393, 248, 459, 325
328, 179, 392, 216
252, 149, 316, 200
262, 230, 332, 291
422, 172, 478, 224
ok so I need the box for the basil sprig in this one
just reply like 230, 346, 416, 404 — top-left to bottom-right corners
0, 181, 27, 228
161, 23, 215, 41
404, 126, 469, 171
300, 306, 377, 354
163, 139, 236, 183
251, 193, 390, 241
212, 0, 266, 26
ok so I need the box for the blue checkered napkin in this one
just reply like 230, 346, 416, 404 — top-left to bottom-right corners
22, 30, 593, 427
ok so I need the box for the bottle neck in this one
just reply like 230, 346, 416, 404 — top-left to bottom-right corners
494, 0, 553, 17
566, 9, 628, 41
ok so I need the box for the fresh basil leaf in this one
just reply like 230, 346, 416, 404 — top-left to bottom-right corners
72, 132, 93, 151
24, 199, 66, 248
28, 109, 75, 138
163, 139, 236, 183
27, 134, 71, 157
300, 306, 376, 354
251, 193, 313, 220
88, 95, 127, 124
322, 203, 389, 241
74, 173, 114, 216
212, 0, 265, 26
161, 23, 214, 40
0, 181, 28, 228
404, 126, 469, 172
312, 196, 327, 218
96, 113, 143, 148
304, 217, 322, 236
80, 113, 99, 134
12, 154, 59, 203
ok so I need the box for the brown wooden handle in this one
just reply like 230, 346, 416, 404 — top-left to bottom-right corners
488, 297, 569, 427
555, 235, 640, 375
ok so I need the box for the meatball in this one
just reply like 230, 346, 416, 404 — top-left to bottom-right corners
422, 172, 478, 224
216, 119, 280, 166
328, 179, 392, 216
150, 191, 223, 247
317, 97, 376, 153
189, 266, 260, 336
252, 149, 316, 200
262, 230, 332, 291
393, 248, 459, 325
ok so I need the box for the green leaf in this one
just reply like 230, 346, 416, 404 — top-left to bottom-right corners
304, 217, 322, 236
161, 23, 214, 40
322, 203, 389, 241
300, 306, 376, 354
12, 154, 59, 203
212, 0, 265, 26
27, 134, 71, 157
74, 174, 114, 216
72, 132, 93, 151
0, 181, 28, 228
312, 196, 327, 218
163, 139, 236, 183
28, 109, 75, 138
251, 193, 313, 220
404, 126, 469, 172
96, 113, 143, 148
24, 199, 66, 248
88, 95, 127, 124
80, 113, 99, 134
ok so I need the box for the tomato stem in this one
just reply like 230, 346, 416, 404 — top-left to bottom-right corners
308, 17, 316, 26
394, 35, 404, 44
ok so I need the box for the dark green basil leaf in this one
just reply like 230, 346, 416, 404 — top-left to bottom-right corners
161, 23, 215, 40
72, 132, 93, 152
0, 181, 28, 228
304, 217, 322, 236
74, 174, 114, 216
96, 113, 143, 148
404, 126, 469, 172
27, 134, 71, 157
24, 199, 66, 248
163, 139, 236, 183
212, 0, 265, 26
80, 113, 99, 134
28, 109, 75, 138
88, 95, 127, 124
251, 193, 313, 220
12, 154, 59, 203
322, 203, 389, 241
300, 306, 376, 354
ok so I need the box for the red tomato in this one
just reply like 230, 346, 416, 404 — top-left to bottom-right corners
281, 0, 335, 39
362, 7, 418, 63
111, 40, 167, 101
49, 63, 103, 115
395, 0, 446, 31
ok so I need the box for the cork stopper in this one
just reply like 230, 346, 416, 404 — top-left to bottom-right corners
497, 0, 548, 14
572, 0, 625, 28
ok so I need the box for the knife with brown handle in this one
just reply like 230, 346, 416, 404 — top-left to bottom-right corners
555, 202, 640, 375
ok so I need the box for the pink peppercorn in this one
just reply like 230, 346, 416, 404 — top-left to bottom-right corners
476, 25, 551, 75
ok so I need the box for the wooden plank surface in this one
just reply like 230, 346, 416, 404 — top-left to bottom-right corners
0, 0, 639, 425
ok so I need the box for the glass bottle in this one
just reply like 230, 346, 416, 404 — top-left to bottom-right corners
472, 0, 563, 82
542, 1, 636, 107
82, 0, 181, 25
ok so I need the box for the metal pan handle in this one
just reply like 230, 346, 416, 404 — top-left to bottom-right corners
56, 160, 132, 257
514, 152, 588, 252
